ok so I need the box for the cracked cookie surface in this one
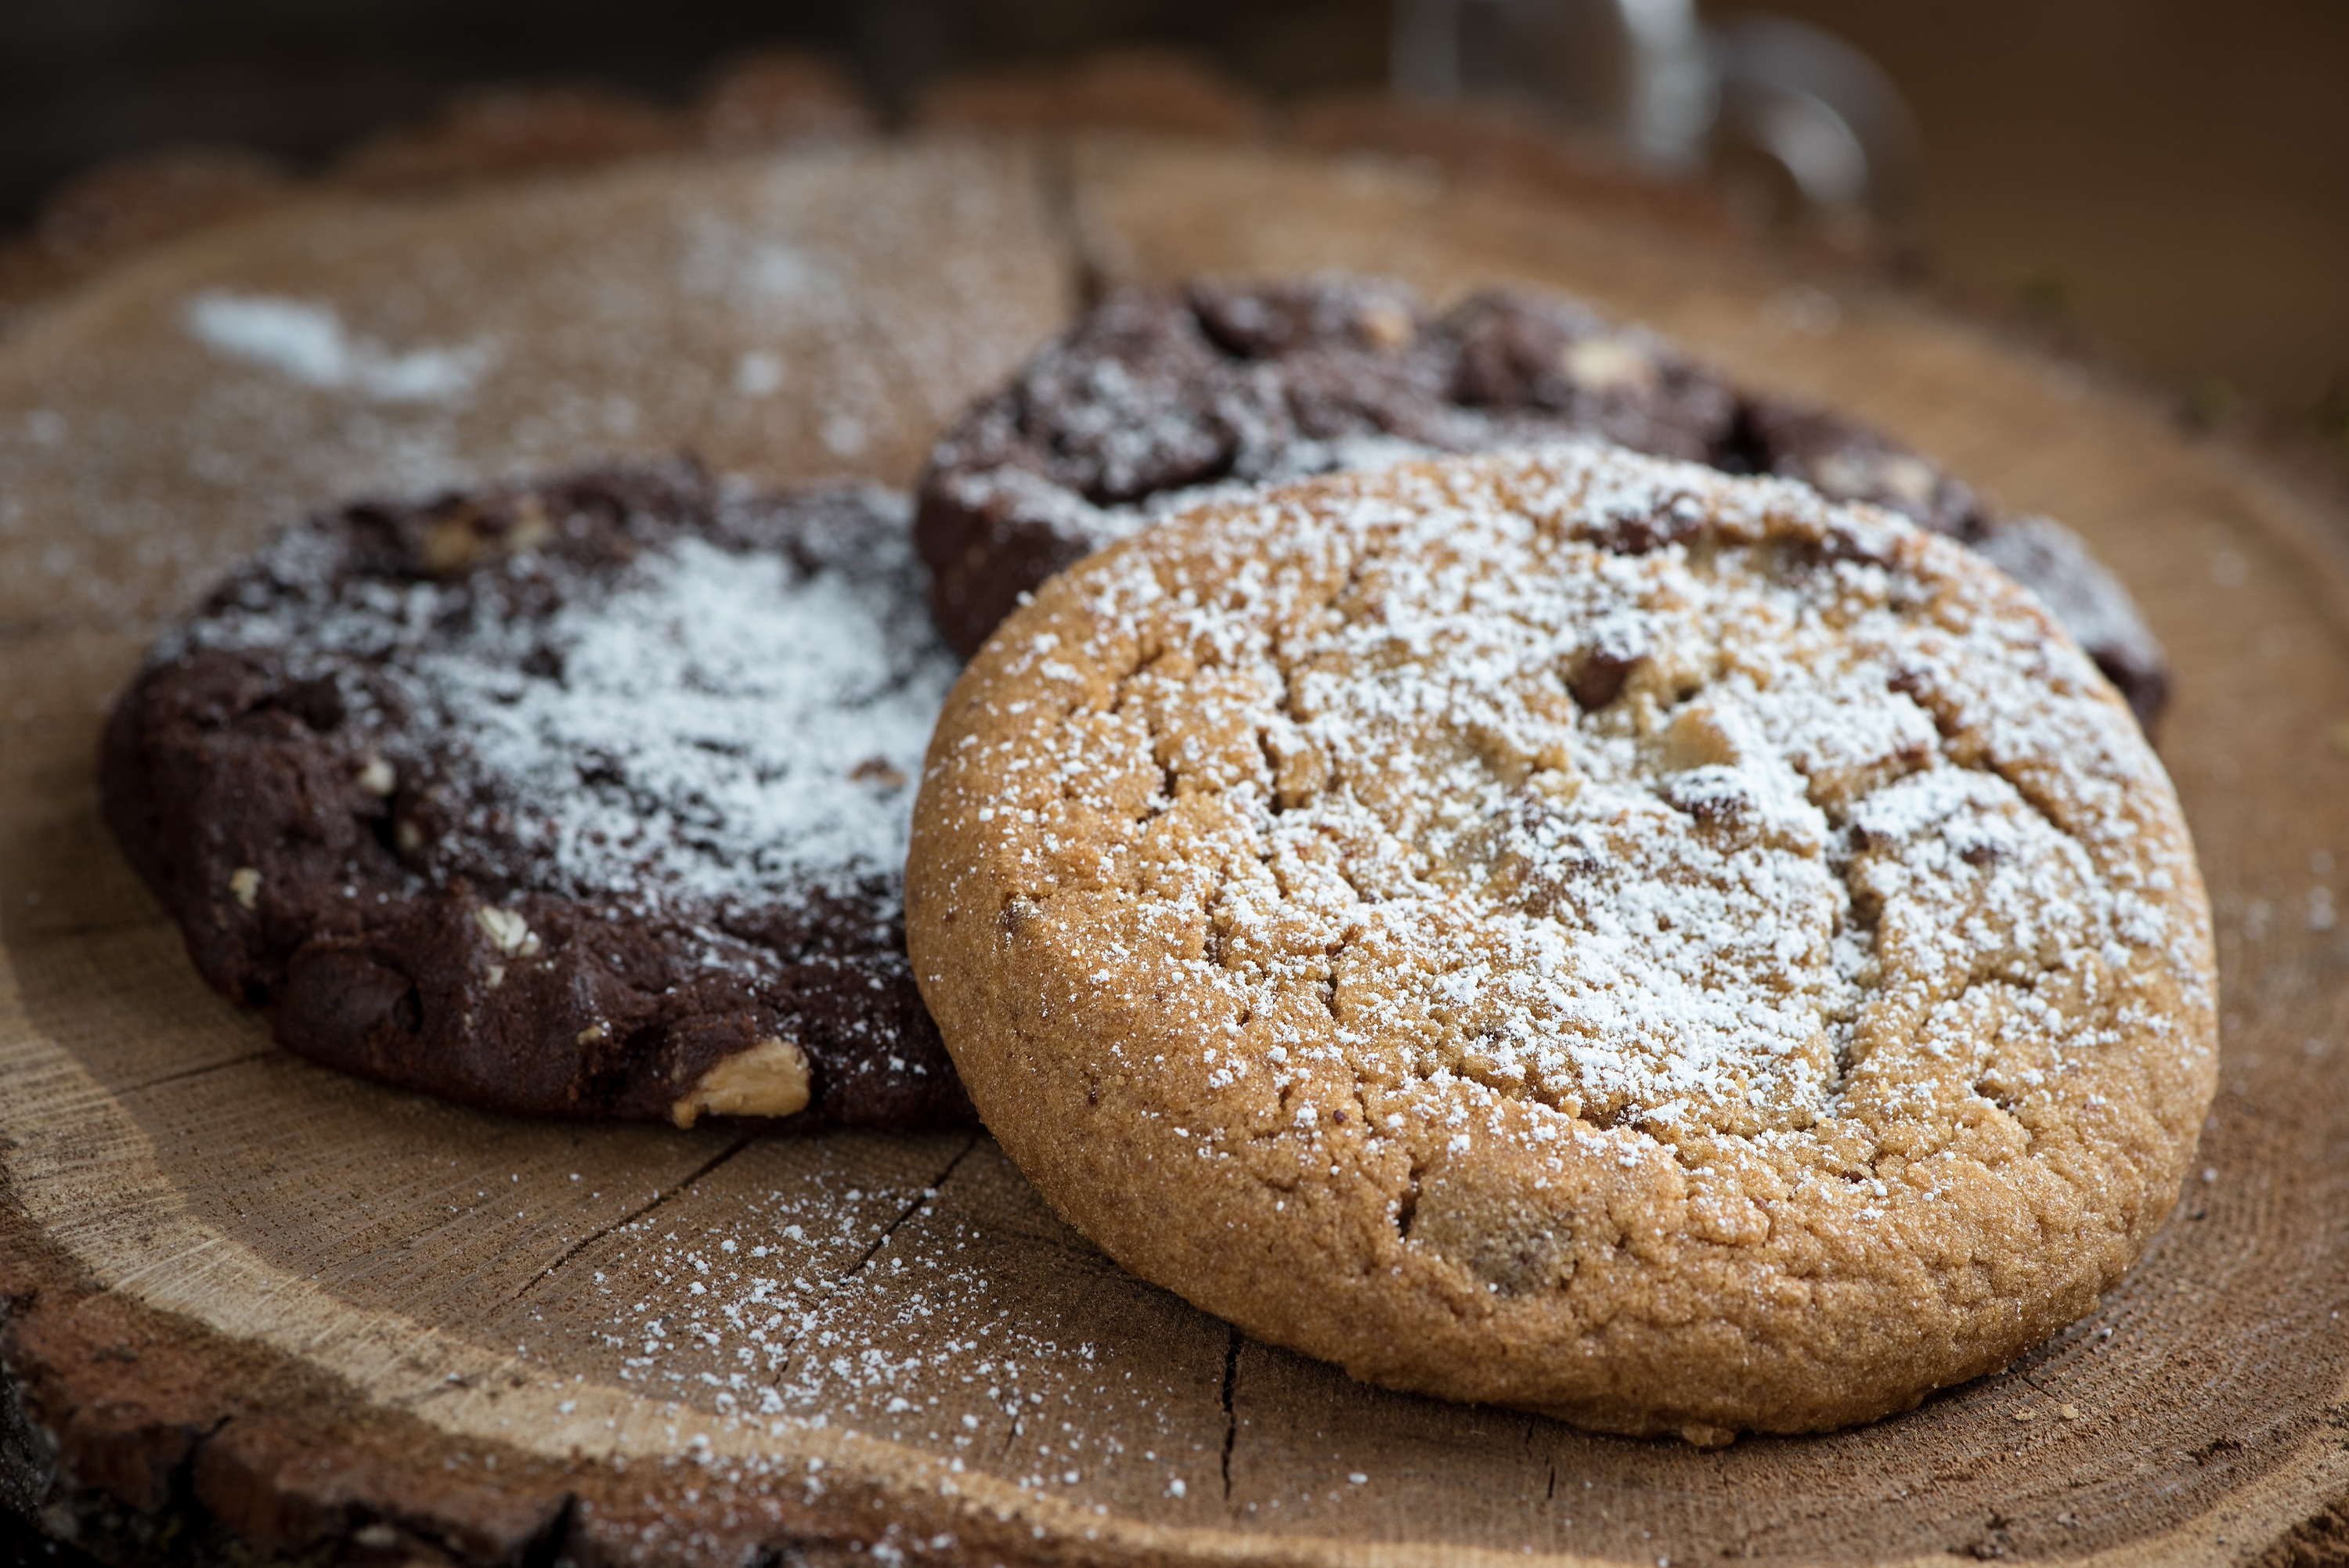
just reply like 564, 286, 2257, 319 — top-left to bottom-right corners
905, 443, 2215, 1439
103, 462, 972, 1129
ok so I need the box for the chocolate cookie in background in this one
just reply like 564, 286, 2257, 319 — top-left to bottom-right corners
102, 463, 972, 1130
913, 275, 2170, 729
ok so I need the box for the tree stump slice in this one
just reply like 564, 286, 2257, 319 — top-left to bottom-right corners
2, 132, 2347, 1568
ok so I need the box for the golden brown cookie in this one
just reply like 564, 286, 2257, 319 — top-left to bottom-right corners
906, 442, 2217, 1441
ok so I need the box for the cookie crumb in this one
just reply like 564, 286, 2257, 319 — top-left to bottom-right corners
850, 755, 908, 791
1562, 336, 1657, 395
1356, 301, 1416, 351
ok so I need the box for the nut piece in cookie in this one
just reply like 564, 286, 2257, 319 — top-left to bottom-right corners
907, 445, 2216, 1440
913, 273, 2170, 729
101, 461, 972, 1128
672, 1036, 814, 1127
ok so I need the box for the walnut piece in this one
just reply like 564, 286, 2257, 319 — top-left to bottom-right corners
474, 903, 541, 957
422, 514, 485, 575
670, 1036, 812, 1127
1562, 336, 1658, 395
1355, 300, 1416, 351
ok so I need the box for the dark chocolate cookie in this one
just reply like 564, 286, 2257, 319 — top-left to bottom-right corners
914, 276, 2169, 728
102, 462, 974, 1128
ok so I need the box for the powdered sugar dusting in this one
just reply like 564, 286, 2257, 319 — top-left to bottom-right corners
417, 533, 953, 906
186, 290, 493, 403
911, 442, 2216, 1429
956, 441, 2210, 1153
502, 1139, 1227, 1508
185, 488, 956, 917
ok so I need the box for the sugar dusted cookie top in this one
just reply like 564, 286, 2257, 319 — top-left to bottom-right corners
103, 464, 972, 1130
906, 442, 2216, 1441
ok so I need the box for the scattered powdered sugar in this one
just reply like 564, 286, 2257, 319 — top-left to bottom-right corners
417, 532, 954, 907
185, 289, 493, 403
503, 1143, 1222, 1505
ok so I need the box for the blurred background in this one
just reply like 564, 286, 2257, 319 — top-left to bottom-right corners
0, 0, 2343, 450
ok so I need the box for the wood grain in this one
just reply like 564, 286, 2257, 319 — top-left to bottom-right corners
3, 131, 2347, 1567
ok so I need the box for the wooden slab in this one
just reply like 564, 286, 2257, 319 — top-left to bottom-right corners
3, 132, 2348, 1567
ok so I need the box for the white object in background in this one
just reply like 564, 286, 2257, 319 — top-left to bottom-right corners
1617, 0, 1715, 169
1708, 15, 1921, 233
1391, 0, 1919, 231
1392, 0, 1712, 168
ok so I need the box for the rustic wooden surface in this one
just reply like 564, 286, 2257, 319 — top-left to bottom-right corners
2, 128, 2348, 1567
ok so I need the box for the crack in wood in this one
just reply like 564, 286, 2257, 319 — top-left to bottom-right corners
996, 1414, 1023, 1465
521, 1488, 578, 1568
0, 912, 176, 946
508, 1133, 752, 1303
768, 1132, 983, 1389
1218, 1325, 1241, 1504
1035, 138, 1110, 310
115, 1048, 274, 1097
837, 1133, 983, 1289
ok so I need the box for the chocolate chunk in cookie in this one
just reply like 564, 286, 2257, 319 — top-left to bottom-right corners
103, 462, 972, 1128
913, 275, 2170, 729
1725, 394, 1988, 540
